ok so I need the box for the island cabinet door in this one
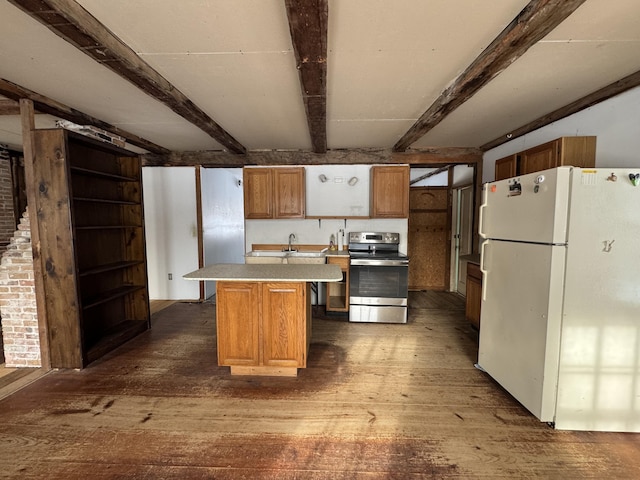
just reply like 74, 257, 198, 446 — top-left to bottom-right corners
261, 282, 308, 368
216, 282, 261, 366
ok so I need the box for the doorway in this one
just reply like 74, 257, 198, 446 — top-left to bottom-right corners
200, 168, 245, 300
451, 185, 474, 294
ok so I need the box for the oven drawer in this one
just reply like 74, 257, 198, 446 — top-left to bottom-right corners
349, 305, 407, 324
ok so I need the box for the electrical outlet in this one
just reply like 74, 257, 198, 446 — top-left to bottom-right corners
168, 273, 173, 280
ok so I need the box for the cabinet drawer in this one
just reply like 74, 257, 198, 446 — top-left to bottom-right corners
327, 255, 349, 268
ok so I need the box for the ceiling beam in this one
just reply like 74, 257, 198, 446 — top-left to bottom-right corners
392, 0, 588, 152
285, 0, 328, 154
142, 147, 482, 167
0, 99, 21, 116
481, 69, 640, 151
8, 0, 246, 154
0, 78, 170, 154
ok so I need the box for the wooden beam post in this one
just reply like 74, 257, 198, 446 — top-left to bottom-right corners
285, 0, 329, 154
19, 98, 51, 370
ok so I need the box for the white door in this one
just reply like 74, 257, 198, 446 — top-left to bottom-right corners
143, 167, 200, 300
478, 239, 566, 422
453, 186, 473, 293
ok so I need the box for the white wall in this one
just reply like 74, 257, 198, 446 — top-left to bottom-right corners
483, 86, 640, 183
246, 218, 409, 254
143, 167, 200, 300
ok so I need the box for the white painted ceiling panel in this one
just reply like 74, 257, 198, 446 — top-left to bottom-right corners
328, 119, 415, 149
77, 0, 293, 54
143, 52, 310, 150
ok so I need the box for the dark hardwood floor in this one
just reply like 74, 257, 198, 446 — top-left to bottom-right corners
0, 291, 638, 479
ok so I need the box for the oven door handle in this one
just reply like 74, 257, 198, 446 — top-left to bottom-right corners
350, 259, 409, 266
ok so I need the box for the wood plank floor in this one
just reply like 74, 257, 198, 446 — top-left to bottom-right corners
0, 291, 638, 479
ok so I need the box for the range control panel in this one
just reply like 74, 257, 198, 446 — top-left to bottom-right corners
348, 232, 399, 245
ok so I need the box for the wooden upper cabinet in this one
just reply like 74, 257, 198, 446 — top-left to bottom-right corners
274, 168, 305, 218
496, 136, 596, 180
244, 168, 273, 219
244, 167, 305, 219
370, 165, 410, 218
495, 154, 518, 181
521, 140, 559, 175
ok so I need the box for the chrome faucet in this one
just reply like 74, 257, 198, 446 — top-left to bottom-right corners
287, 233, 297, 252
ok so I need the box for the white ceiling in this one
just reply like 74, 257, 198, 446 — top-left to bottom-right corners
1, 0, 639, 153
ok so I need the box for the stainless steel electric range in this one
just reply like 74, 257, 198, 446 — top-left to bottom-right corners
348, 232, 409, 323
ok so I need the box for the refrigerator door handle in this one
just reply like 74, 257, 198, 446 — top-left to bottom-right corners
480, 240, 489, 301
478, 185, 488, 239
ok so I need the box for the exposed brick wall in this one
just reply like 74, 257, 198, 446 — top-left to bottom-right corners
0, 208, 41, 367
0, 148, 16, 250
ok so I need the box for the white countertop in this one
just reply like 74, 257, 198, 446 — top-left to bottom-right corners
183, 263, 343, 282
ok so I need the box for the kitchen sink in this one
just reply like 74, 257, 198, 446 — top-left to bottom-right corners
245, 250, 327, 265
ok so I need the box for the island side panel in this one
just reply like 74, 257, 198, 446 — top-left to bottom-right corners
262, 282, 308, 368
216, 282, 260, 366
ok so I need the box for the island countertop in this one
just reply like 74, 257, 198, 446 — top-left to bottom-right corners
183, 263, 342, 282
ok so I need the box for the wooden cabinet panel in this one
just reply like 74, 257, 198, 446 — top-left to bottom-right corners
244, 167, 305, 219
495, 154, 518, 181
521, 141, 558, 175
32, 129, 150, 368
216, 281, 309, 370
243, 168, 273, 219
216, 282, 260, 366
262, 282, 306, 367
465, 262, 482, 330
371, 165, 409, 218
497, 136, 596, 180
326, 255, 349, 313
274, 168, 305, 218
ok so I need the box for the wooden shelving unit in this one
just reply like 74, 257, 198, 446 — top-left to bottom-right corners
32, 128, 150, 368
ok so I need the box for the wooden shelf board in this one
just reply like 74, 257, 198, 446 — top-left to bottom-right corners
71, 166, 137, 182
75, 224, 142, 230
79, 260, 144, 277
73, 196, 139, 205
82, 285, 146, 310
85, 320, 149, 364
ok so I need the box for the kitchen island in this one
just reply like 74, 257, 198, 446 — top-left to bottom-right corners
184, 263, 342, 376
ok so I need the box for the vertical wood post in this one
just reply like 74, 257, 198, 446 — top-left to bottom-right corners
19, 98, 51, 369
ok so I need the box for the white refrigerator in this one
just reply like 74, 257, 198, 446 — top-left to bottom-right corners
478, 166, 640, 432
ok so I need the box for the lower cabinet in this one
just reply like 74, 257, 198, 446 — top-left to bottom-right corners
216, 281, 311, 373
465, 263, 482, 330
325, 255, 349, 313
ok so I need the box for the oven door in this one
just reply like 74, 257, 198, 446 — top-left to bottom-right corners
349, 262, 408, 305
